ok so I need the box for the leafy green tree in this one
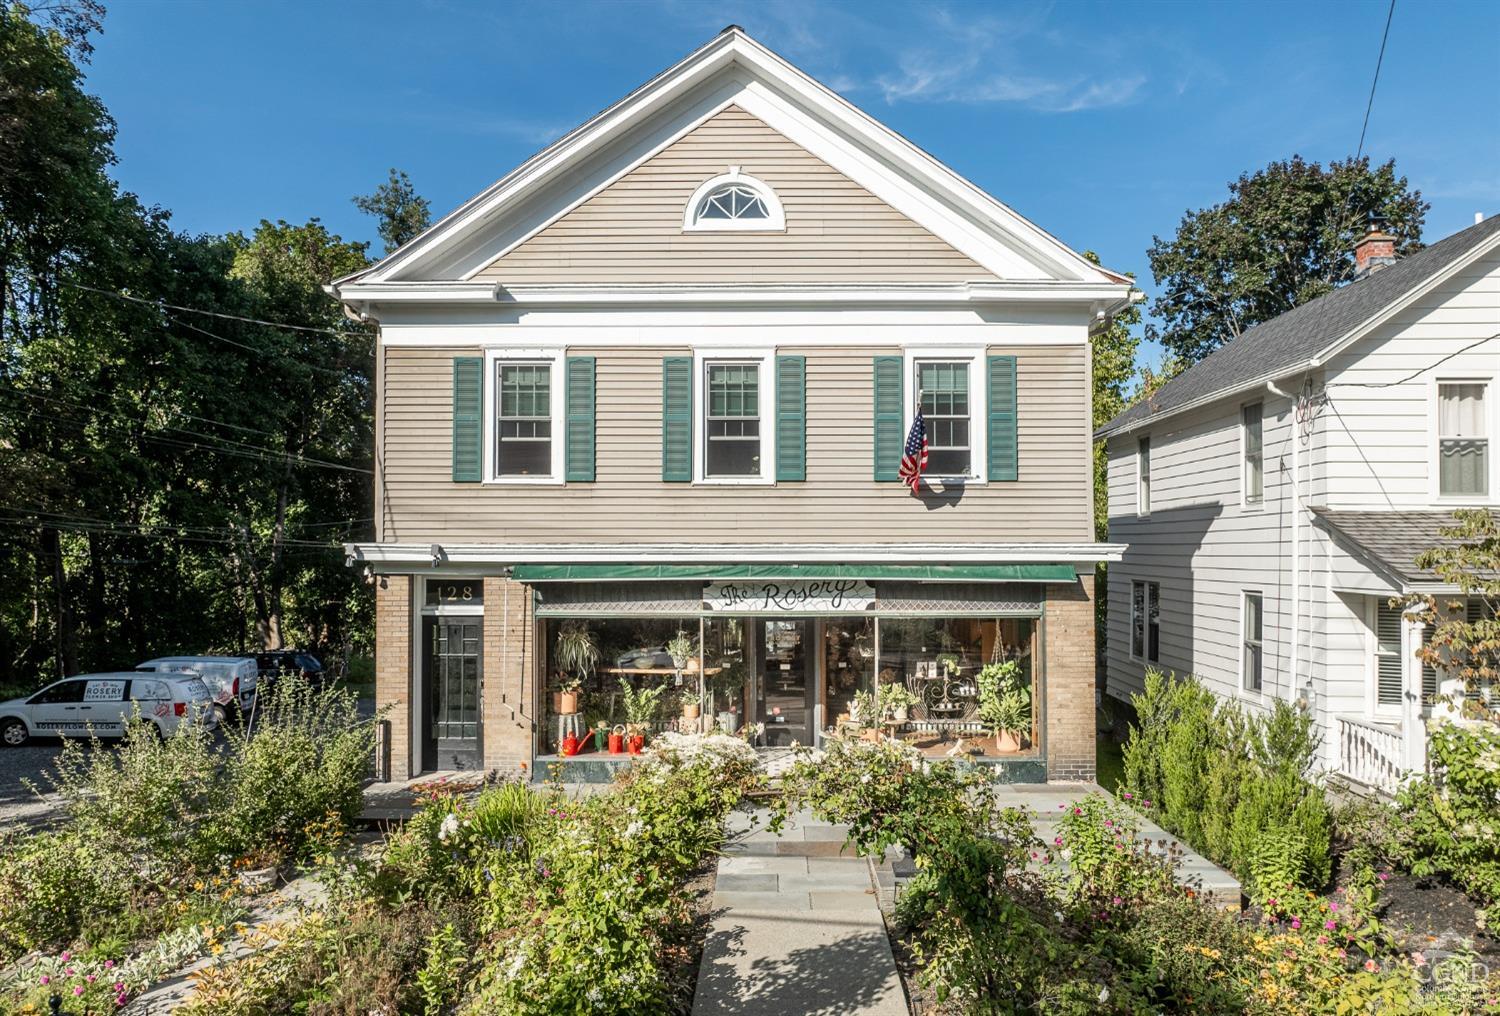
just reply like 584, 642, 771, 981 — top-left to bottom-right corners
1147, 156, 1428, 365
1084, 252, 1140, 543
1402, 508, 1498, 721
353, 168, 431, 254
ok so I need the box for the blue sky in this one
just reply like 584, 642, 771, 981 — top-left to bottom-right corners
84, 1, 1499, 368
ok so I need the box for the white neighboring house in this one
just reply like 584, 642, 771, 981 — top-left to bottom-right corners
1098, 216, 1500, 795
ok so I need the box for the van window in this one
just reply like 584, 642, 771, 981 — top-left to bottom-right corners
31, 680, 86, 704
84, 680, 128, 702
132, 680, 168, 700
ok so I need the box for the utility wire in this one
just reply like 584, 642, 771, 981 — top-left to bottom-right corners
61, 280, 354, 336
0, 389, 373, 475
168, 315, 358, 381
0, 505, 366, 542
1356, 0, 1397, 163
1324, 332, 1498, 389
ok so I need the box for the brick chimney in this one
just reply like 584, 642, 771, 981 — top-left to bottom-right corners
1354, 214, 1397, 279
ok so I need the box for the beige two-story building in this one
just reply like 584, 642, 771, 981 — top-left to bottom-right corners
335, 27, 1132, 783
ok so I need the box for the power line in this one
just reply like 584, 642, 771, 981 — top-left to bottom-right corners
0, 389, 373, 475
61, 280, 354, 337
1356, 0, 1397, 163
0, 511, 354, 551
0, 505, 366, 542
1324, 332, 1498, 389
168, 315, 359, 381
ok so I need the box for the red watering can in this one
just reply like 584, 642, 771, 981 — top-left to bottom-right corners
561, 731, 581, 757
608, 724, 626, 754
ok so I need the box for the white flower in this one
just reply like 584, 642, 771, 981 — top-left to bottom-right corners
1098, 986, 1110, 1004
438, 813, 460, 843
860, 773, 872, 784
625, 820, 644, 838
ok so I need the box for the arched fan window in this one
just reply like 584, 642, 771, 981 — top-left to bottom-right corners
683, 169, 785, 231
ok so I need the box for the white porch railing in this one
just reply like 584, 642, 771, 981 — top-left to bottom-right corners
1336, 716, 1405, 795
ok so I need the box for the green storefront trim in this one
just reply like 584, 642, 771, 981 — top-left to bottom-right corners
510, 563, 1077, 582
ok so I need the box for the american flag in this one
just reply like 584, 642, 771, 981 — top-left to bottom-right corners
898, 406, 928, 493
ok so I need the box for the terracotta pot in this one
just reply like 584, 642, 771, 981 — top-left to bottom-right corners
860, 727, 882, 744
558, 690, 580, 715
994, 729, 1022, 754
550, 691, 563, 714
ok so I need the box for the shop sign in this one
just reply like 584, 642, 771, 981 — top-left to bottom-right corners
703, 579, 874, 613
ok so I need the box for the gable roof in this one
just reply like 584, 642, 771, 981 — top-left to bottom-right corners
333, 26, 1129, 298
1097, 214, 1500, 439
1312, 509, 1497, 587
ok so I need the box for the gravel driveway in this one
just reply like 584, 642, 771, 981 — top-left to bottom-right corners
0, 742, 67, 829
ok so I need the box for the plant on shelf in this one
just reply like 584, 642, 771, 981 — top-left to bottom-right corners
977, 659, 1030, 752
936, 652, 962, 678
666, 629, 699, 672
680, 690, 703, 723
878, 682, 920, 724
552, 621, 599, 714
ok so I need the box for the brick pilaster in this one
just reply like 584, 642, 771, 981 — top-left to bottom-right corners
375, 575, 413, 781
1044, 573, 1097, 783
482, 576, 536, 777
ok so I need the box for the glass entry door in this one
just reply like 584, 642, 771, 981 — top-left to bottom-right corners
421, 616, 482, 771
756, 619, 812, 746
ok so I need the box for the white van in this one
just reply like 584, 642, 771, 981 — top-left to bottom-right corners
0, 672, 218, 746
137, 656, 259, 718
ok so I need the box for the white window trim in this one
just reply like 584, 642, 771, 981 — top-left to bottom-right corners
1241, 401, 1264, 510
482, 347, 566, 485
693, 349, 775, 485
902, 347, 987, 484
1430, 374, 1496, 504
1239, 590, 1265, 699
682, 169, 786, 232
1135, 435, 1151, 517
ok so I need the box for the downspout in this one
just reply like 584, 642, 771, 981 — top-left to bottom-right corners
1267, 380, 1298, 703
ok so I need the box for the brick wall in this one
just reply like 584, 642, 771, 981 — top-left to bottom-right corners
482, 576, 537, 777
1043, 573, 1096, 783
375, 575, 413, 781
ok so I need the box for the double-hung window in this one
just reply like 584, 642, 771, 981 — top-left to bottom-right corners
496, 362, 553, 476
1130, 580, 1160, 662
703, 360, 765, 479
1438, 382, 1489, 497
1243, 403, 1264, 504
1374, 601, 1405, 712
1137, 436, 1152, 515
918, 361, 972, 477
1242, 592, 1264, 692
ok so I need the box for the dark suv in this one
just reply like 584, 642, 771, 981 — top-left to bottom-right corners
254, 650, 325, 692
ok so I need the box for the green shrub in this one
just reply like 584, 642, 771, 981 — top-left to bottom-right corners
1392, 719, 1500, 907
1120, 669, 1332, 897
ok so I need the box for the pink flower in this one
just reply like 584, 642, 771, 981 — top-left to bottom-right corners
1104, 819, 1113, 828
1378, 872, 1389, 881
1329, 902, 1339, 912
116, 995, 127, 1007
1317, 935, 1328, 944
39, 976, 49, 986
1112, 896, 1123, 906
1336, 948, 1347, 959
87, 975, 96, 983
114, 982, 124, 992
1412, 952, 1427, 968
1054, 836, 1063, 845
1290, 918, 1301, 929
1123, 792, 1133, 799
1364, 959, 1380, 973
104, 960, 115, 969
61, 952, 71, 962
1324, 920, 1337, 930
73, 986, 85, 996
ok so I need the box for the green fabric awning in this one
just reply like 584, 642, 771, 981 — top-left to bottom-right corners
509, 563, 1077, 583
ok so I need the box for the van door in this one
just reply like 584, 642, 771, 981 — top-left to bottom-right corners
29, 680, 87, 735
80, 678, 130, 736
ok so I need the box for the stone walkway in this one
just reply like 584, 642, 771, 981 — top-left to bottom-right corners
692, 806, 907, 1016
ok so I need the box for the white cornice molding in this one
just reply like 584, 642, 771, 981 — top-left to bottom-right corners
344, 541, 1127, 567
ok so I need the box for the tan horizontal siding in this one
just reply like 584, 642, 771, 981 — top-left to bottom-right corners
474, 106, 997, 284
380, 345, 1090, 544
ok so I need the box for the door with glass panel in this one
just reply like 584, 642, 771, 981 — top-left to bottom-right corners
756, 620, 812, 746
422, 616, 482, 771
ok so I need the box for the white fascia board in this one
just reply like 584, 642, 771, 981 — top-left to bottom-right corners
346, 542, 1127, 566
344, 30, 1124, 290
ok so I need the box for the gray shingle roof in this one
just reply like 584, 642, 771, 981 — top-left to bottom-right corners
1311, 509, 1494, 585
1098, 215, 1500, 439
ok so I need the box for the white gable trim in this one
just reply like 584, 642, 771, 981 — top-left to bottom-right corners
339, 29, 1125, 290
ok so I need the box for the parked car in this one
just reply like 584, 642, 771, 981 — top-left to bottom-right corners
136, 656, 258, 719
254, 649, 325, 686
0, 672, 218, 747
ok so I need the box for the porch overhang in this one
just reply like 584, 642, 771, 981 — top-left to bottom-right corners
510, 563, 1077, 583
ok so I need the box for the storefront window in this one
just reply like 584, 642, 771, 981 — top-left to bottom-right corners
544, 617, 700, 752
823, 618, 875, 724
875, 617, 1036, 754
704, 618, 749, 733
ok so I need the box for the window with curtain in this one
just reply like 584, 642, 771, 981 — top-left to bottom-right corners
1243, 403, 1264, 504
1438, 382, 1488, 497
1137, 436, 1152, 514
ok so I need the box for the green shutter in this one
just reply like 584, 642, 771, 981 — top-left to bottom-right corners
987, 355, 1018, 481
661, 356, 692, 482
565, 356, 596, 482
872, 356, 903, 481
775, 355, 806, 481
451, 356, 483, 482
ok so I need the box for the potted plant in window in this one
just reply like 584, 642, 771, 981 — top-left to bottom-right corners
681, 690, 703, 724
977, 660, 1030, 753
849, 688, 876, 727
667, 629, 698, 674
553, 620, 599, 712
619, 678, 665, 754
878, 682, 920, 725
554, 674, 583, 716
